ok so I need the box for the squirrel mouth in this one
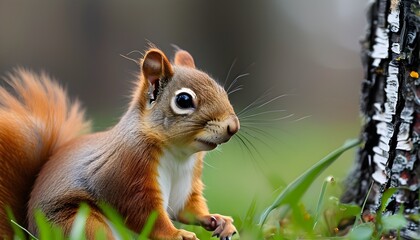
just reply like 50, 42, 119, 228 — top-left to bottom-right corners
195, 139, 218, 150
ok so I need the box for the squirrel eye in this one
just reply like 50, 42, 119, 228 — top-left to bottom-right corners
171, 88, 197, 115
176, 93, 194, 109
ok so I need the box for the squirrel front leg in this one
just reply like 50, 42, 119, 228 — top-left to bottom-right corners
177, 157, 237, 239
178, 185, 237, 240
120, 166, 198, 240
150, 209, 197, 240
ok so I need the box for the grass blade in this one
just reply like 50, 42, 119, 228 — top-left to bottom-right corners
10, 219, 39, 240
99, 203, 134, 240
259, 138, 361, 226
380, 188, 398, 212
34, 209, 65, 240
313, 176, 334, 230
242, 197, 258, 230
137, 211, 158, 240
69, 203, 90, 240
5, 206, 27, 240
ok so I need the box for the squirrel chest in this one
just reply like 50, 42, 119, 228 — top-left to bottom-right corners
157, 149, 197, 219
0, 47, 239, 239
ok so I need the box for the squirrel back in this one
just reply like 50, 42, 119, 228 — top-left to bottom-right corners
0, 70, 91, 236
1, 48, 239, 239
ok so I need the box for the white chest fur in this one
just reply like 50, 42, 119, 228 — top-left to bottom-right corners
157, 149, 196, 219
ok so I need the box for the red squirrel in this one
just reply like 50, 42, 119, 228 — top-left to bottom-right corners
0, 48, 239, 239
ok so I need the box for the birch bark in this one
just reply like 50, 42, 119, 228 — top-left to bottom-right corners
341, 0, 420, 238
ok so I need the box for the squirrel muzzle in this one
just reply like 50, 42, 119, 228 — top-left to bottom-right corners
226, 115, 240, 137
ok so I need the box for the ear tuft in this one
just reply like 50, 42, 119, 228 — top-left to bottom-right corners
142, 49, 173, 85
174, 50, 196, 68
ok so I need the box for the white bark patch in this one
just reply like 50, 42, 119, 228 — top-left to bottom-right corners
371, 63, 400, 185
388, 8, 400, 32
385, 64, 399, 115
373, 146, 389, 157
400, 104, 414, 122
396, 123, 412, 150
371, 28, 389, 63
373, 154, 387, 170
376, 122, 394, 138
391, 43, 400, 54
373, 103, 393, 123
372, 169, 388, 184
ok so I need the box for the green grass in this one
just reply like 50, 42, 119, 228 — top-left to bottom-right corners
258, 138, 361, 226
8, 121, 409, 239
202, 121, 360, 218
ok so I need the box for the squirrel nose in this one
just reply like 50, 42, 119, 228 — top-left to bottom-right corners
227, 115, 240, 136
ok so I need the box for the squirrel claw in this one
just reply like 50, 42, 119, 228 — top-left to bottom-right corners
203, 214, 237, 240
212, 226, 236, 240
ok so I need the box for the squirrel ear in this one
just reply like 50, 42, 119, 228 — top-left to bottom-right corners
142, 49, 174, 86
174, 50, 196, 68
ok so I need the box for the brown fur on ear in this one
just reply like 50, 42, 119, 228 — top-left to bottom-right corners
132, 48, 174, 113
142, 49, 174, 85
174, 50, 195, 68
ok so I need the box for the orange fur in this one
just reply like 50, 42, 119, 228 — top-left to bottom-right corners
1, 48, 238, 239
0, 69, 91, 236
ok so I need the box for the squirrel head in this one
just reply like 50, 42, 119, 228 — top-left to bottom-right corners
131, 48, 239, 152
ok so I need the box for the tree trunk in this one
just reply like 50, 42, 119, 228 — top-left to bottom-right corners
341, 0, 420, 239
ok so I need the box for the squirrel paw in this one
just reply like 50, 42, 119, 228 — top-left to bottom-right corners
175, 229, 199, 240
200, 214, 237, 240
153, 229, 198, 240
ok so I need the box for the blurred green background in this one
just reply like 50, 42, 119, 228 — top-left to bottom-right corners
0, 0, 366, 227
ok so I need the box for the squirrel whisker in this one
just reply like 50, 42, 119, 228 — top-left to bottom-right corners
225, 73, 250, 94
240, 125, 282, 143
293, 115, 312, 122
227, 85, 244, 96
236, 89, 273, 117
223, 58, 237, 89
239, 109, 287, 120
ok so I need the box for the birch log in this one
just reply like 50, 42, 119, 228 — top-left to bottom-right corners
341, 0, 420, 238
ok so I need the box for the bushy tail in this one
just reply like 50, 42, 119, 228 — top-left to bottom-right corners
0, 69, 91, 236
